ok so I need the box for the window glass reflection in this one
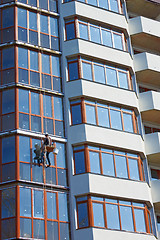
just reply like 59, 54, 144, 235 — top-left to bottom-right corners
120, 205, 134, 231
2, 188, 15, 218
102, 153, 115, 176
58, 193, 68, 221
2, 89, 15, 114
86, 105, 96, 124
2, 7, 14, 28
106, 203, 120, 229
115, 155, 128, 178
78, 203, 89, 228
93, 203, 105, 227
74, 151, 85, 174
33, 190, 44, 218
2, 136, 15, 163
20, 187, 31, 217
2, 48, 14, 69
89, 151, 100, 174
47, 192, 57, 219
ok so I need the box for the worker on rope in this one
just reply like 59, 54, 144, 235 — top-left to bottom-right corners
34, 143, 42, 167
42, 133, 52, 168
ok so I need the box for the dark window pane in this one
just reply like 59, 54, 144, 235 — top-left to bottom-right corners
32, 164, 43, 183
89, 151, 100, 174
102, 153, 115, 176
106, 203, 120, 229
47, 192, 57, 219
47, 221, 59, 240
20, 187, 31, 217
29, 30, 38, 45
19, 113, 29, 130
43, 95, 52, 117
134, 208, 146, 232
71, 104, 82, 125
58, 169, 67, 186
97, 107, 109, 127
2, 7, 14, 28
82, 62, 92, 80
59, 193, 68, 221
54, 97, 63, 120
30, 71, 40, 87
33, 190, 44, 218
151, 169, 159, 180
19, 89, 29, 113
102, 30, 112, 47
31, 92, 40, 115
39, 0, 48, 10
128, 158, 140, 180
110, 109, 122, 130
1, 218, 16, 240
31, 116, 41, 132
106, 68, 117, 87
18, 8, 27, 28
2, 163, 15, 182
18, 27, 27, 42
2, 69, 15, 85
2, 27, 14, 43
66, 23, 75, 40
2, 136, 15, 163
33, 220, 45, 239
118, 71, 129, 89
50, 17, 58, 36
49, 0, 57, 12
2, 89, 15, 114
56, 142, 66, 168
79, 23, 88, 40
40, 15, 48, 33
2, 113, 15, 131
74, 151, 85, 174
29, 11, 37, 30
115, 155, 128, 178
123, 113, 134, 133
68, 62, 78, 80
28, 0, 37, 6
42, 54, 50, 74
45, 167, 56, 184
2, 188, 15, 218
60, 223, 70, 240
19, 69, 28, 84
18, 48, 28, 69
78, 203, 88, 228
51, 36, 59, 51
90, 26, 101, 43
53, 77, 61, 92
20, 163, 31, 181
43, 118, 54, 135
2, 48, 14, 69
42, 74, 52, 89
86, 105, 96, 124
52, 56, 60, 77
40, 33, 50, 48
20, 218, 32, 239
55, 120, 64, 136
120, 206, 134, 231
30, 51, 38, 71
93, 203, 105, 227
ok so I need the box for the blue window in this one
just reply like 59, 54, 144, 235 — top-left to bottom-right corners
99, 0, 109, 9
43, 95, 52, 117
18, 8, 27, 28
82, 62, 92, 80
33, 190, 44, 218
2, 188, 15, 218
94, 64, 106, 84
20, 218, 32, 238
20, 187, 31, 217
113, 33, 123, 50
89, 151, 101, 174
88, 0, 97, 6
118, 71, 128, 89
58, 193, 68, 221
42, 54, 50, 74
2, 7, 14, 28
29, 12, 37, 30
50, 17, 58, 36
106, 67, 117, 87
40, 15, 48, 33
2, 89, 15, 114
101, 30, 112, 47
110, 109, 122, 130
77, 203, 89, 228
66, 21, 75, 40
68, 61, 79, 80
79, 23, 88, 40
2, 48, 14, 69
52, 56, 60, 77
102, 153, 115, 176
71, 104, 82, 125
134, 208, 146, 232
74, 151, 86, 174
115, 155, 128, 178
19, 136, 30, 162
85, 104, 96, 124
106, 203, 120, 229
18, 48, 28, 69
128, 158, 140, 180
19, 89, 29, 113
110, 0, 119, 13
30, 51, 38, 71
120, 205, 134, 231
54, 97, 63, 120
90, 26, 101, 43
92, 203, 105, 227
31, 92, 40, 115
47, 192, 57, 219
97, 107, 109, 127
2, 136, 15, 163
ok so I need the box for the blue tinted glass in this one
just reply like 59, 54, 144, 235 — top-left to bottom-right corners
69, 62, 78, 80
47, 221, 58, 240
20, 218, 32, 238
40, 15, 48, 33
105, 198, 118, 203
123, 113, 134, 133
93, 203, 105, 227
18, 48, 28, 69
66, 23, 75, 40
32, 165, 43, 183
94, 65, 105, 84
78, 203, 89, 228
110, 0, 119, 13
18, 8, 27, 28
102, 153, 115, 176
2, 89, 15, 114
50, 17, 58, 36
113, 33, 123, 50
52, 56, 60, 77
97, 107, 109, 127
88, 0, 97, 6
86, 105, 96, 124
74, 151, 86, 174
102, 30, 112, 47
54, 97, 63, 120
33, 220, 44, 239
29, 12, 37, 30
47, 192, 57, 219
31, 92, 40, 115
106, 68, 117, 87
19, 136, 30, 162
33, 190, 44, 218
58, 193, 68, 221
99, 0, 109, 9
20, 187, 31, 217
20, 163, 31, 181
82, 62, 92, 80
56, 143, 66, 168
19, 89, 29, 113
3, 48, 14, 69
115, 155, 128, 178
71, 105, 82, 125
90, 26, 101, 43
2, 188, 15, 218
134, 209, 146, 232
110, 109, 122, 130
128, 158, 140, 180
106, 203, 120, 229
2, 136, 15, 163
118, 71, 128, 89
2, 7, 14, 28
60, 223, 69, 240
89, 151, 100, 174
120, 206, 134, 231
30, 51, 38, 71
42, 54, 50, 74
79, 23, 88, 40
43, 95, 52, 117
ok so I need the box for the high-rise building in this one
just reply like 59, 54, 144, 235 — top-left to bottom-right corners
0, 0, 160, 239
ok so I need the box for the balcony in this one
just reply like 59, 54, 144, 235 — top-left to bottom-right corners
129, 16, 160, 53
139, 91, 160, 124
133, 52, 160, 87
125, 0, 160, 20
144, 132, 160, 163
151, 180, 160, 212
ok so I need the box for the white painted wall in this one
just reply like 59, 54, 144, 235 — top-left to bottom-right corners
139, 91, 160, 112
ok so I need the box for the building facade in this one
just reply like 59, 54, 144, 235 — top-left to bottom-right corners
0, 0, 160, 239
